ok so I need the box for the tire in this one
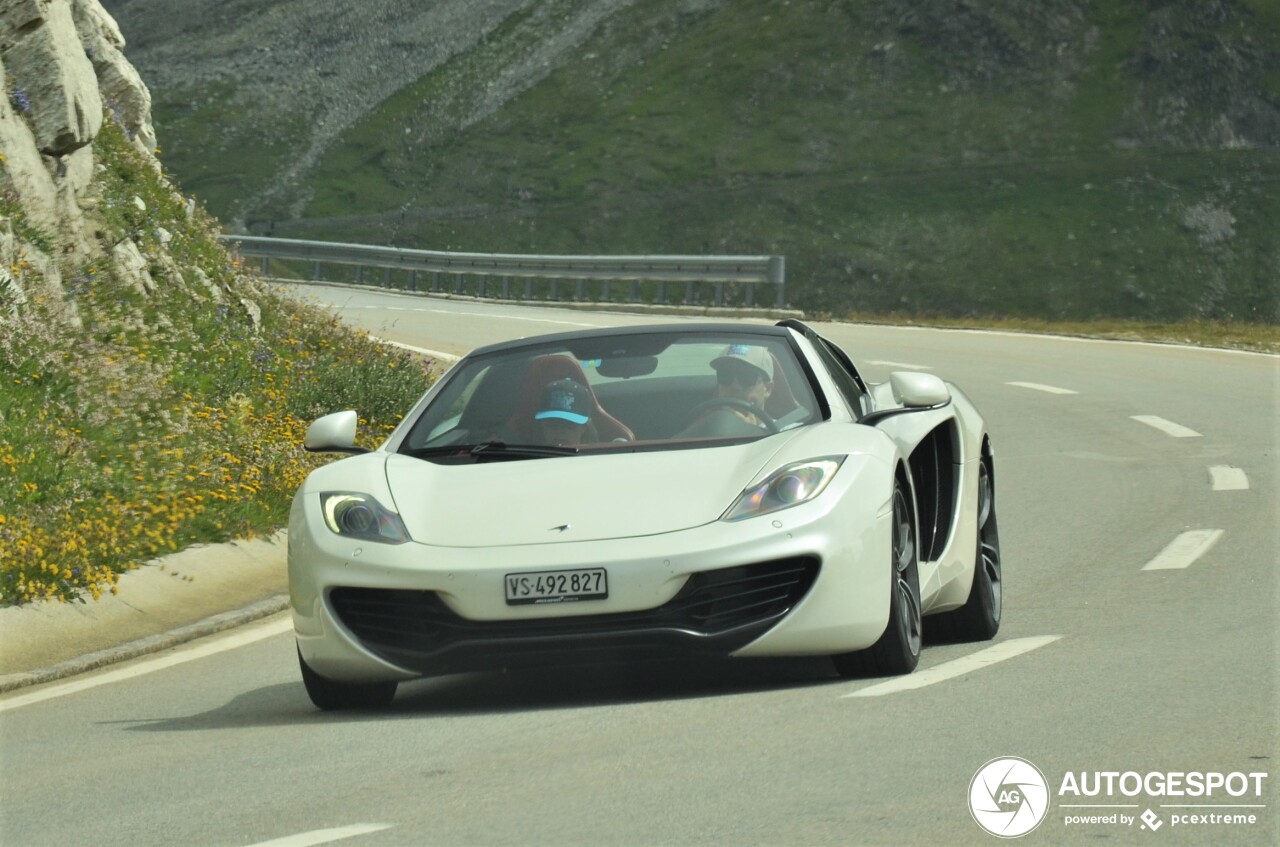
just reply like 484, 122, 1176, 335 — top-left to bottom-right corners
298, 646, 398, 710
833, 480, 922, 677
927, 457, 1002, 643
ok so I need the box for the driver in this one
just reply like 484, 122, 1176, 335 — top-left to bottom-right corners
676, 344, 774, 438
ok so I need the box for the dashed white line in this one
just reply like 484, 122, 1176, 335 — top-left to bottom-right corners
841, 635, 1061, 698
1006, 381, 1078, 395
1141, 530, 1225, 571
1131, 415, 1202, 438
1209, 466, 1249, 491
0, 616, 292, 713
247, 824, 393, 847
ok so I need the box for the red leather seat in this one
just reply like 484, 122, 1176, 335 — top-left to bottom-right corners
505, 355, 634, 443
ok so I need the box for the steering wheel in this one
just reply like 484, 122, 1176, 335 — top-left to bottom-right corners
683, 398, 780, 435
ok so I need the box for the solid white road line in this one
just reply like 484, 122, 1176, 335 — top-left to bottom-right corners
0, 616, 293, 713
338, 303, 602, 328
841, 636, 1061, 698
1141, 530, 1225, 571
371, 337, 461, 363
1006, 381, 1078, 395
1209, 465, 1249, 491
867, 360, 933, 370
1131, 415, 1202, 438
247, 824, 393, 847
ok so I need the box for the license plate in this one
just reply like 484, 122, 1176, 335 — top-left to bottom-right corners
505, 568, 608, 605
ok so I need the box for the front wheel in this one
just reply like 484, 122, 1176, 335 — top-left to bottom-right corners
298, 646, 398, 710
833, 481, 922, 677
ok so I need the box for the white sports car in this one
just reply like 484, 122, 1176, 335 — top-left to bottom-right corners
289, 320, 1001, 709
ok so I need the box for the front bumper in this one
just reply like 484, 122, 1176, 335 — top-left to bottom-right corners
290, 473, 893, 683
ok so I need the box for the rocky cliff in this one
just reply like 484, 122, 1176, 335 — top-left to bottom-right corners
1, 0, 165, 321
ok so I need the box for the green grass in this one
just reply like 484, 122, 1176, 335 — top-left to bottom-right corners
151, 80, 309, 225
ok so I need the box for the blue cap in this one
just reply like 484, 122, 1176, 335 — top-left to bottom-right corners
534, 378, 591, 425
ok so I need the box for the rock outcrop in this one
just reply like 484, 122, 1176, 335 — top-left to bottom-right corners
0, 0, 160, 314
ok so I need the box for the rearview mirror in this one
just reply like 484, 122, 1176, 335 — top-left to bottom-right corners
596, 356, 659, 379
304, 410, 368, 454
889, 372, 950, 408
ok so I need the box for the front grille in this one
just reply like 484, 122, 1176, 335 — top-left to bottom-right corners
329, 557, 819, 673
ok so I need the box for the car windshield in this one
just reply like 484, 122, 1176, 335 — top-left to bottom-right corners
399, 330, 822, 459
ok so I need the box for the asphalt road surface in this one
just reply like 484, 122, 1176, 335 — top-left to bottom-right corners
2, 287, 1276, 847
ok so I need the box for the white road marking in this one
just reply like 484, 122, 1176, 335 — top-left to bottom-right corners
1142, 530, 1225, 571
1131, 415, 1202, 438
246, 824, 393, 847
1006, 381, 1078, 395
841, 636, 1061, 698
0, 617, 293, 713
370, 337, 461, 363
866, 359, 933, 370
338, 303, 601, 328
1209, 465, 1249, 491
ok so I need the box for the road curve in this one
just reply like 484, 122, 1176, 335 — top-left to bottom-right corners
2, 288, 1275, 847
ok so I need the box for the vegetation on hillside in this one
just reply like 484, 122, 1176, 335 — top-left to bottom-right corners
0, 120, 434, 605
146, 0, 1278, 324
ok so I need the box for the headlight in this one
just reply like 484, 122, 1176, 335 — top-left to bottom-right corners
320, 492, 410, 544
722, 457, 845, 522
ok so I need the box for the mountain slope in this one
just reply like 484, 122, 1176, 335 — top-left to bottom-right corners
104, 0, 1279, 321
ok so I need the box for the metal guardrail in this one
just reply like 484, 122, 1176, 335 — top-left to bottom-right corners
220, 235, 787, 309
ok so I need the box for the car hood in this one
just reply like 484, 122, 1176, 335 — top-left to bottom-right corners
383, 438, 794, 547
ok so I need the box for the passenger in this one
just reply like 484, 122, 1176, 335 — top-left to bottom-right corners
676, 344, 775, 438
534, 378, 595, 446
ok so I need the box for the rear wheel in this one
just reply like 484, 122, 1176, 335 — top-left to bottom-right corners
298, 646, 398, 710
928, 458, 1001, 642
833, 481, 922, 677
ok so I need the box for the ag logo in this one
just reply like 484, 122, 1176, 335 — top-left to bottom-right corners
969, 757, 1050, 838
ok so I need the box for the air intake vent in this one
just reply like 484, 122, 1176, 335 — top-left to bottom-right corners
329, 557, 819, 673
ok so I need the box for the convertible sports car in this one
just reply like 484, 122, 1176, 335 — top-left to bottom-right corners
289, 320, 1001, 709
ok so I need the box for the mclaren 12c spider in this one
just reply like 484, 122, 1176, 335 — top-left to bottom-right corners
289, 320, 1001, 709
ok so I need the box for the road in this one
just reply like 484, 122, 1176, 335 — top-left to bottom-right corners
2, 286, 1276, 847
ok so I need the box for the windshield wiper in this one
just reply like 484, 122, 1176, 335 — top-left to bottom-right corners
403, 441, 579, 461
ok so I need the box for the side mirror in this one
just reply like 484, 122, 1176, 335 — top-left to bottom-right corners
890, 372, 950, 408
304, 410, 368, 454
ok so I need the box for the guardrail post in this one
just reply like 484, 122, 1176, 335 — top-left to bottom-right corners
313, 261, 322, 281
502, 276, 511, 299
431, 272, 441, 293
657, 281, 667, 304
479, 275, 488, 298
260, 257, 269, 275
383, 267, 392, 288
713, 282, 724, 308
550, 278, 559, 301
408, 270, 417, 291
575, 279, 586, 301
629, 280, 639, 303
684, 281, 695, 305
769, 255, 786, 308
524, 277, 533, 300
454, 274, 464, 295
355, 265, 364, 284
